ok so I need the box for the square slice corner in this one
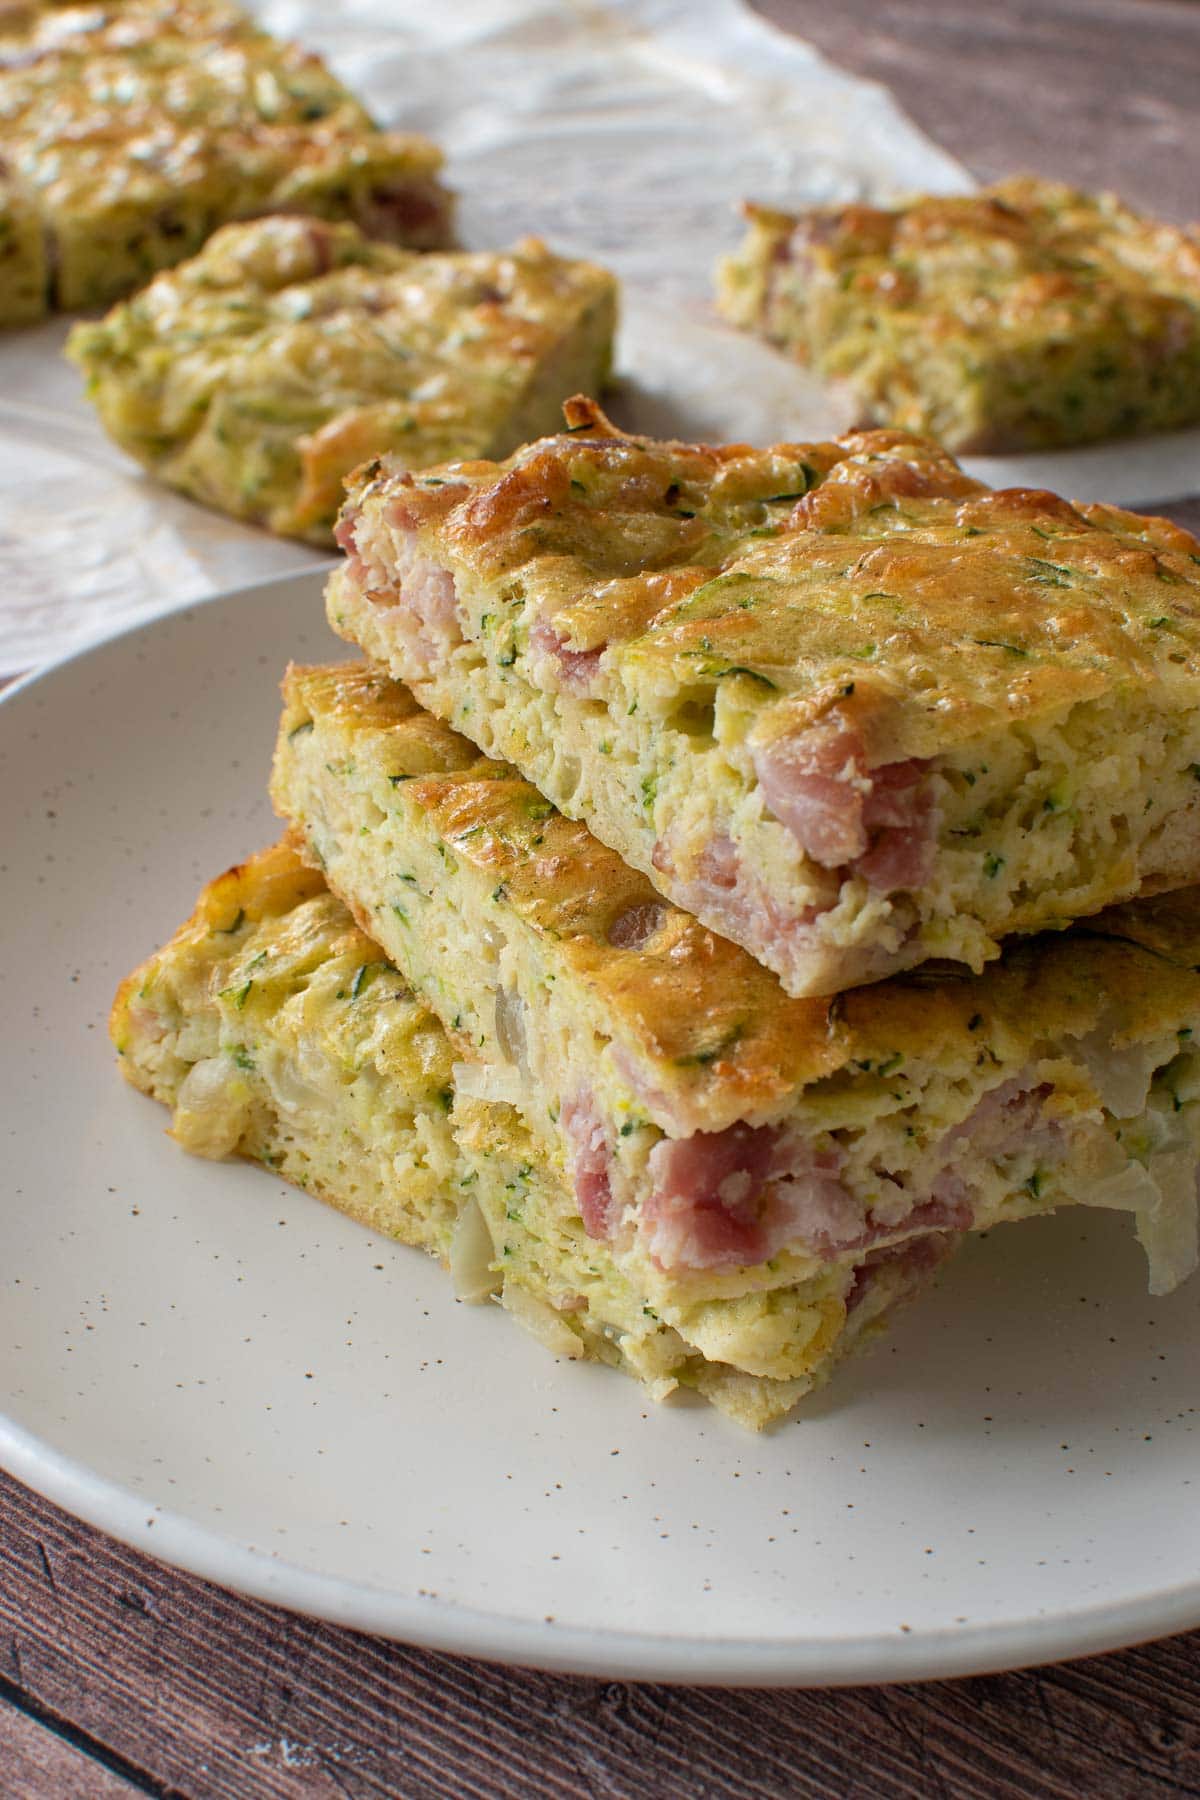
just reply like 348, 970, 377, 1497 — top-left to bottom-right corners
273, 659, 1200, 1321
715, 177, 1200, 453
68, 220, 616, 543
329, 403, 1200, 996
111, 838, 949, 1431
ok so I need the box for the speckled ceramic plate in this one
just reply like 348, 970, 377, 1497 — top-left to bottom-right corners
2, 572, 1200, 1687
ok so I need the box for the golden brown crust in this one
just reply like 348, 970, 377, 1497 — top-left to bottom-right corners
279, 663, 837, 1113
1, 0, 452, 321
110, 841, 329, 1036
277, 662, 1200, 1115
717, 177, 1200, 452
345, 417, 1200, 764
67, 223, 616, 542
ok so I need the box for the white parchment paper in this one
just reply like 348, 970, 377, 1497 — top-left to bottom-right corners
1, 0, 1196, 674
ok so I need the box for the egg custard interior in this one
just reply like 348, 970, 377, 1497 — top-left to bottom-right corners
0, 0, 452, 326
328, 406, 1200, 1000
112, 841, 954, 1431
67, 220, 616, 544
272, 661, 1200, 1327
715, 177, 1200, 454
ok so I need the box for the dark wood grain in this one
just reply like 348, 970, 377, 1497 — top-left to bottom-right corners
1160, 497, 1200, 541
755, 0, 1200, 221
0, 1697, 142, 1799
5, 4, 1200, 1796
4, 1470, 1200, 1800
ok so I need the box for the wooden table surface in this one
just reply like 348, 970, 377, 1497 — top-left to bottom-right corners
5, 3, 1200, 1795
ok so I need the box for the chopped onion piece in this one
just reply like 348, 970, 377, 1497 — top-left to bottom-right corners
500, 1282, 585, 1358
1077, 1161, 1161, 1214
171, 1056, 250, 1159
448, 1198, 499, 1302
495, 986, 529, 1071
451, 1059, 523, 1105
261, 1049, 324, 1118
1072, 1029, 1176, 1118
1140, 1149, 1200, 1297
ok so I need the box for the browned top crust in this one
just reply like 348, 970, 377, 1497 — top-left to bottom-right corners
278, 663, 1200, 1129
342, 404, 1200, 764
0, 0, 450, 319
278, 663, 835, 1119
716, 178, 1200, 452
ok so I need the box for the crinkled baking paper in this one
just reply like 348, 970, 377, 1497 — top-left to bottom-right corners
1, 0, 1196, 674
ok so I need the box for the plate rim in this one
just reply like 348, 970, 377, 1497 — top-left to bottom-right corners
2, 574, 1199, 1688
4, 1407, 1199, 1687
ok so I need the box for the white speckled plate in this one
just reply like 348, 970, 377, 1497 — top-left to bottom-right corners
2, 571, 1200, 1687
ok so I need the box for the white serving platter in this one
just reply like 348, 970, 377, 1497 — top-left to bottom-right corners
1, 570, 1199, 1686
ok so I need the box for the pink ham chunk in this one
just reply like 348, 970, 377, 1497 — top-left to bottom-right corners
753, 715, 872, 867
752, 711, 935, 892
530, 620, 604, 692
563, 1094, 621, 1240
569, 1086, 976, 1273
651, 833, 824, 987
642, 1125, 971, 1272
401, 557, 460, 653
856, 760, 938, 890
355, 182, 451, 247
943, 1077, 1059, 1166
333, 509, 359, 558
642, 1125, 860, 1272
337, 516, 463, 676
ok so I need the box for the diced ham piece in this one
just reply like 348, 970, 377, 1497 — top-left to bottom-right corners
856, 1194, 972, 1251
776, 1163, 968, 1262
753, 714, 871, 867
355, 183, 451, 246
752, 712, 935, 891
333, 507, 372, 594
562, 1095, 620, 1240
607, 901, 667, 949
333, 509, 359, 557
855, 760, 938, 890
944, 1077, 1058, 1162
643, 1123, 783, 1270
405, 560, 460, 642
768, 1158, 870, 1256
530, 620, 604, 693
341, 524, 462, 675
643, 1125, 858, 1272
694, 834, 739, 891
651, 833, 824, 984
